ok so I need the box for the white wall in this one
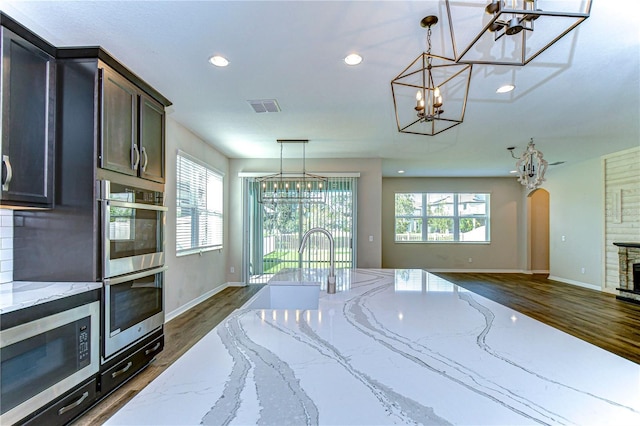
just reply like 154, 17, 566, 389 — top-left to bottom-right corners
381, 177, 525, 271
0, 209, 13, 284
603, 146, 640, 292
545, 157, 604, 290
227, 157, 383, 281
163, 118, 230, 320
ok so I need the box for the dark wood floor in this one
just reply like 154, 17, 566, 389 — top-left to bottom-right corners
73, 273, 640, 424
434, 273, 640, 365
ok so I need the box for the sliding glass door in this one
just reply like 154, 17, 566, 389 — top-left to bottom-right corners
244, 177, 357, 284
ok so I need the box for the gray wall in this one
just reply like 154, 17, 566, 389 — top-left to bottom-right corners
545, 157, 604, 290
164, 118, 230, 319
382, 177, 526, 271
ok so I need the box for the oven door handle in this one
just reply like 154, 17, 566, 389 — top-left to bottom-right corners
104, 266, 168, 286
105, 199, 168, 212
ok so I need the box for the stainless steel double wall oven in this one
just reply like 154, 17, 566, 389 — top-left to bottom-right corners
99, 179, 167, 361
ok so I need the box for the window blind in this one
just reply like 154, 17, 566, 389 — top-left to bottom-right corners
176, 151, 224, 255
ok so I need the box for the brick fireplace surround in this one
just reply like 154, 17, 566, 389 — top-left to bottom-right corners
614, 242, 640, 305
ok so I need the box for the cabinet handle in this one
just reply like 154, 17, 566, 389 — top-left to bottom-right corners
141, 146, 148, 172
111, 361, 133, 379
58, 391, 89, 416
145, 341, 161, 355
2, 155, 13, 191
132, 144, 140, 170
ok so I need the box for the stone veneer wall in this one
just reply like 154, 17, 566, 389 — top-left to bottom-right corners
617, 246, 640, 303
604, 147, 640, 293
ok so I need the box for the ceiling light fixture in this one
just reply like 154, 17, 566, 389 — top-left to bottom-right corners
391, 15, 472, 136
209, 55, 229, 67
508, 138, 548, 190
344, 53, 363, 66
258, 140, 327, 204
445, 0, 591, 66
397, 170, 406, 174
496, 84, 515, 93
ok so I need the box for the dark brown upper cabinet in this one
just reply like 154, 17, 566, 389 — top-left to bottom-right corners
99, 64, 166, 183
0, 17, 56, 208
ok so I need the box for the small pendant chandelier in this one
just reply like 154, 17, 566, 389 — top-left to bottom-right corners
258, 140, 327, 204
509, 138, 548, 190
391, 15, 472, 136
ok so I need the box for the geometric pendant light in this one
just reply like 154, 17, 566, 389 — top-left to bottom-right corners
391, 15, 473, 136
258, 140, 327, 204
445, 0, 592, 66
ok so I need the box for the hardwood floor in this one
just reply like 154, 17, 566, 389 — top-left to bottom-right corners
434, 272, 640, 365
73, 273, 640, 424
72, 285, 263, 426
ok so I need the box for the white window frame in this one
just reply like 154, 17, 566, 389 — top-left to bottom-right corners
176, 150, 224, 256
394, 192, 490, 243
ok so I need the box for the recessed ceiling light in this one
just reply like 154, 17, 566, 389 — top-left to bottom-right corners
344, 53, 363, 66
496, 84, 515, 93
397, 170, 405, 174
509, 170, 518, 174
209, 55, 229, 67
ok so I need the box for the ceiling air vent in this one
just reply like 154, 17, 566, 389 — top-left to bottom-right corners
248, 99, 281, 113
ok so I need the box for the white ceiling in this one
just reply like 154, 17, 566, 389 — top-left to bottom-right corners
1, 0, 638, 177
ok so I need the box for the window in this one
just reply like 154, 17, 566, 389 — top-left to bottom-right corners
395, 193, 489, 242
176, 151, 224, 255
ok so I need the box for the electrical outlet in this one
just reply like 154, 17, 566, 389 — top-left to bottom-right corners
561, 235, 566, 242
369, 235, 374, 242
581, 267, 585, 274
230, 266, 235, 274
468, 257, 473, 263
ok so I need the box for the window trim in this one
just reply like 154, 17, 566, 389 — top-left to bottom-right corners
394, 192, 490, 243
176, 150, 225, 256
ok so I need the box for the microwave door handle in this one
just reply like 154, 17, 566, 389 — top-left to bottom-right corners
107, 199, 168, 212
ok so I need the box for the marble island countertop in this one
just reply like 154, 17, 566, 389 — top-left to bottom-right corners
107, 269, 640, 425
0, 281, 102, 314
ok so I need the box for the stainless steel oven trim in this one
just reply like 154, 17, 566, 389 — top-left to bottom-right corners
0, 301, 99, 426
105, 265, 167, 285
103, 266, 166, 361
107, 199, 168, 212
100, 180, 167, 279
105, 252, 165, 280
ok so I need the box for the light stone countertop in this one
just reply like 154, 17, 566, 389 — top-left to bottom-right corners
0, 281, 102, 314
106, 268, 640, 425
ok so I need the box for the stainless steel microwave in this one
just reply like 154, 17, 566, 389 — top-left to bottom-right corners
0, 301, 100, 425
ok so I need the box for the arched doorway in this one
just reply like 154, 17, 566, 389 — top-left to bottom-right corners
528, 189, 550, 273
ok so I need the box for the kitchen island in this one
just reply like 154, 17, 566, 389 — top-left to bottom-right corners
106, 269, 640, 425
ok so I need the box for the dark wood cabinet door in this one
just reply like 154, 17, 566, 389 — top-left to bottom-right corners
100, 66, 138, 177
0, 27, 55, 207
139, 94, 165, 183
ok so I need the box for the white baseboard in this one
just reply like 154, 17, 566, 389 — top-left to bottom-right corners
426, 268, 526, 273
227, 282, 247, 287
547, 275, 601, 291
165, 283, 229, 323
529, 270, 550, 274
